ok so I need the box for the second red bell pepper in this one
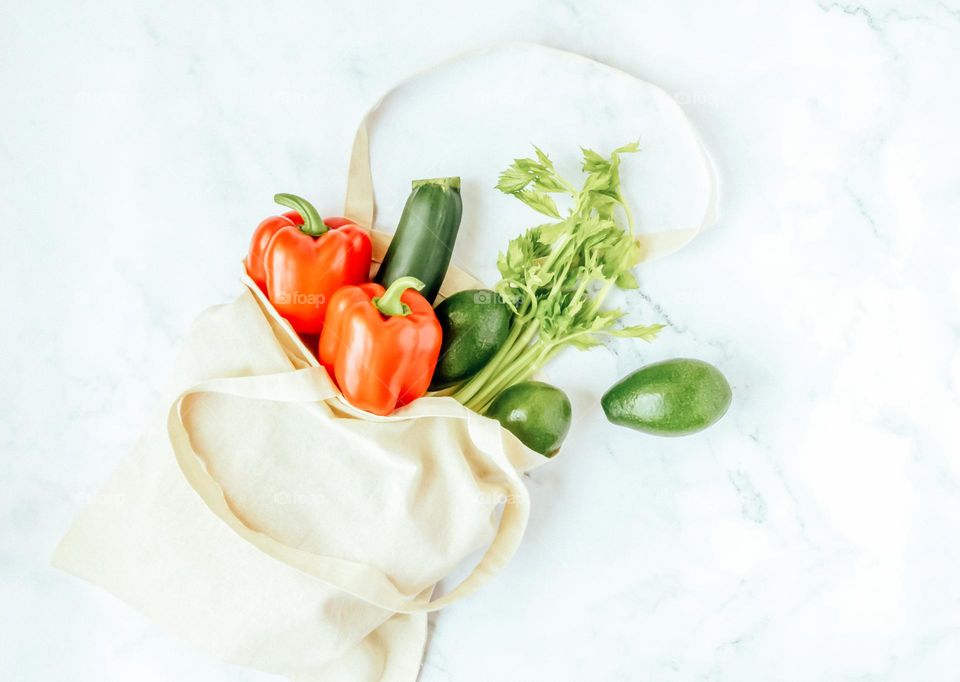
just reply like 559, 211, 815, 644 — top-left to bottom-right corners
319, 277, 442, 415
263, 194, 372, 335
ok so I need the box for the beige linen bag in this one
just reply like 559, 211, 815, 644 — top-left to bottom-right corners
53, 43, 717, 682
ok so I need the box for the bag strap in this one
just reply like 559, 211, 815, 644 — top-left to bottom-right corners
344, 41, 718, 262
166, 365, 529, 614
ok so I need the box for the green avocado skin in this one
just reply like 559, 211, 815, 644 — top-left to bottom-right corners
486, 381, 572, 456
601, 359, 731, 436
429, 289, 511, 390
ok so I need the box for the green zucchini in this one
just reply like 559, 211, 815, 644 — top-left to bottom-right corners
376, 176, 462, 304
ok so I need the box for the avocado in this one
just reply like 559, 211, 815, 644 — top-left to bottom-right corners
430, 289, 511, 390
486, 381, 572, 456
601, 358, 731, 436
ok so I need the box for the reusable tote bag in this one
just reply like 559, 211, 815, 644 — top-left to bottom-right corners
53, 43, 717, 682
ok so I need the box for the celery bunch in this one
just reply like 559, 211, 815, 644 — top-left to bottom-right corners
452, 143, 663, 412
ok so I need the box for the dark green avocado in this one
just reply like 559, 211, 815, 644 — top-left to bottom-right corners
430, 289, 511, 390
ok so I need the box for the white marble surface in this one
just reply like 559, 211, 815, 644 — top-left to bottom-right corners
3, 0, 960, 680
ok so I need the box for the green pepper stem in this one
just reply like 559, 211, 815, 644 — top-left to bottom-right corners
274, 193, 327, 237
373, 276, 424, 317
412, 176, 461, 191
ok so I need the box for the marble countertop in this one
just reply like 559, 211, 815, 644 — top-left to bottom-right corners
3, 1, 959, 680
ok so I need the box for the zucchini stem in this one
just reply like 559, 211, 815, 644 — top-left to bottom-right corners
412, 176, 461, 191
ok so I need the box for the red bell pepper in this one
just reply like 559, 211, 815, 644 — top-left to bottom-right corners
262, 194, 372, 335
245, 210, 304, 291
319, 277, 442, 415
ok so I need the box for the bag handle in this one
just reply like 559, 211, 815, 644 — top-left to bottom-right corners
167, 365, 530, 614
344, 42, 719, 262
